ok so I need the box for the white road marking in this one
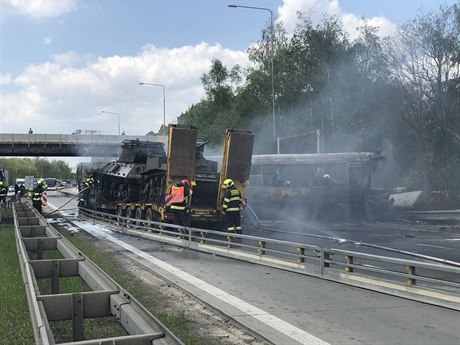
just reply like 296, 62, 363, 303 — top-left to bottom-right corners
76, 221, 331, 345
47, 202, 57, 210
416, 243, 453, 250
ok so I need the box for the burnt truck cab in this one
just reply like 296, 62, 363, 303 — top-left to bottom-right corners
246, 152, 385, 222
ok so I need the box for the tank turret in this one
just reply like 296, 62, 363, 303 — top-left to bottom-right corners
90, 140, 167, 206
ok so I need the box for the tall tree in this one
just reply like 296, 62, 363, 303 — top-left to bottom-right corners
385, 4, 460, 194
179, 59, 243, 145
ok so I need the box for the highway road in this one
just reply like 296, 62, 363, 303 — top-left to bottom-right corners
45, 191, 460, 345
244, 219, 460, 263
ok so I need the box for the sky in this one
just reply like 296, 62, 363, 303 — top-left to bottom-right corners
0, 0, 458, 140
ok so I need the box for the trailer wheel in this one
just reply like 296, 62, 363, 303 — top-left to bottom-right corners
134, 207, 145, 228
116, 206, 125, 226
145, 208, 160, 230
125, 206, 135, 227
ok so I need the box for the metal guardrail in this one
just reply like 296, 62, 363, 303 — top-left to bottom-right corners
405, 209, 460, 222
13, 202, 184, 345
78, 207, 460, 311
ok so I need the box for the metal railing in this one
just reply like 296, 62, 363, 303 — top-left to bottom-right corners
79, 207, 460, 311
13, 202, 184, 345
0, 133, 155, 144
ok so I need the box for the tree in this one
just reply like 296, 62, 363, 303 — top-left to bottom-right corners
179, 59, 243, 146
0, 158, 74, 184
385, 4, 460, 194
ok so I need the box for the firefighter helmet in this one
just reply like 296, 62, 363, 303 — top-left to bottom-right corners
0, 181, 3, 186
323, 174, 331, 180
37, 179, 43, 184
181, 179, 190, 188
223, 178, 234, 187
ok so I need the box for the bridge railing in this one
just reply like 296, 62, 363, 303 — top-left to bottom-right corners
0, 133, 159, 145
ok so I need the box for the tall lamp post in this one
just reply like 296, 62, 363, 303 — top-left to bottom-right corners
228, 3, 276, 142
138, 82, 166, 137
100, 110, 120, 135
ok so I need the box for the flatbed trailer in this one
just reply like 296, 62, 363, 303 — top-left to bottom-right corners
81, 125, 254, 228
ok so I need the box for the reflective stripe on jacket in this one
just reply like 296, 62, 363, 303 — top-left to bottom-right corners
170, 188, 192, 211
32, 185, 45, 201
169, 186, 185, 205
32, 192, 42, 201
223, 186, 241, 212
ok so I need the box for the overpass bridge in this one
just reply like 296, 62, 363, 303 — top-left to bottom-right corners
0, 133, 165, 157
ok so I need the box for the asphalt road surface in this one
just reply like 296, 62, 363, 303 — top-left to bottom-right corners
45, 192, 460, 345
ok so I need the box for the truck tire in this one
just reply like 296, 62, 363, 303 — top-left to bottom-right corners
116, 206, 125, 226
135, 207, 144, 228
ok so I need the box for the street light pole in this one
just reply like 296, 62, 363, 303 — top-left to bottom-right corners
138, 82, 166, 137
228, 4, 276, 142
100, 110, 120, 135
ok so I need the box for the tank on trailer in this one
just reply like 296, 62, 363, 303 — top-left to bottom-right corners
78, 125, 255, 228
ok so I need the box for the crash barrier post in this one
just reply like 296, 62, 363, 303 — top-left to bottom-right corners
297, 247, 305, 264
258, 240, 266, 256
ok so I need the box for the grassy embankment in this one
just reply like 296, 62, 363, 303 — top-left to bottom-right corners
0, 222, 34, 344
0, 212, 207, 344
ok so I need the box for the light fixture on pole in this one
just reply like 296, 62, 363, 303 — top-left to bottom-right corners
138, 82, 166, 137
228, 3, 275, 142
100, 110, 121, 135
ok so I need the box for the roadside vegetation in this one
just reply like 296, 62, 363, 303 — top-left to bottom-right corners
0, 157, 74, 185
0, 223, 34, 345
178, 3, 460, 200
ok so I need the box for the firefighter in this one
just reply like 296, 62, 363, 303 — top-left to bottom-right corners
322, 173, 332, 186
170, 179, 192, 228
14, 183, 20, 200
0, 181, 7, 206
31, 179, 46, 214
222, 178, 242, 235
85, 175, 95, 188
19, 184, 26, 203
79, 175, 94, 207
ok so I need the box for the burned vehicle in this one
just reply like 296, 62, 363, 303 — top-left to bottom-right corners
246, 152, 386, 223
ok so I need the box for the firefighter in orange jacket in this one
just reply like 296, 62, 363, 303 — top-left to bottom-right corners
222, 178, 242, 234
170, 179, 192, 227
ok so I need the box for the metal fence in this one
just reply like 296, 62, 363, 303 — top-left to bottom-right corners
13, 202, 184, 345
79, 207, 460, 311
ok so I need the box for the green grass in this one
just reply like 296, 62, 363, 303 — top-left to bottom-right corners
0, 225, 34, 345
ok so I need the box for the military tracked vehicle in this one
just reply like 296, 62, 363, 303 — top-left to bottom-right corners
78, 124, 254, 226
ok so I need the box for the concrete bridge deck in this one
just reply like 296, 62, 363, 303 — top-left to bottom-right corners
0, 133, 164, 157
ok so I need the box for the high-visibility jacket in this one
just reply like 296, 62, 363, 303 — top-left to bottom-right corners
32, 185, 46, 202
169, 185, 185, 205
222, 186, 241, 213
170, 185, 192, 211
